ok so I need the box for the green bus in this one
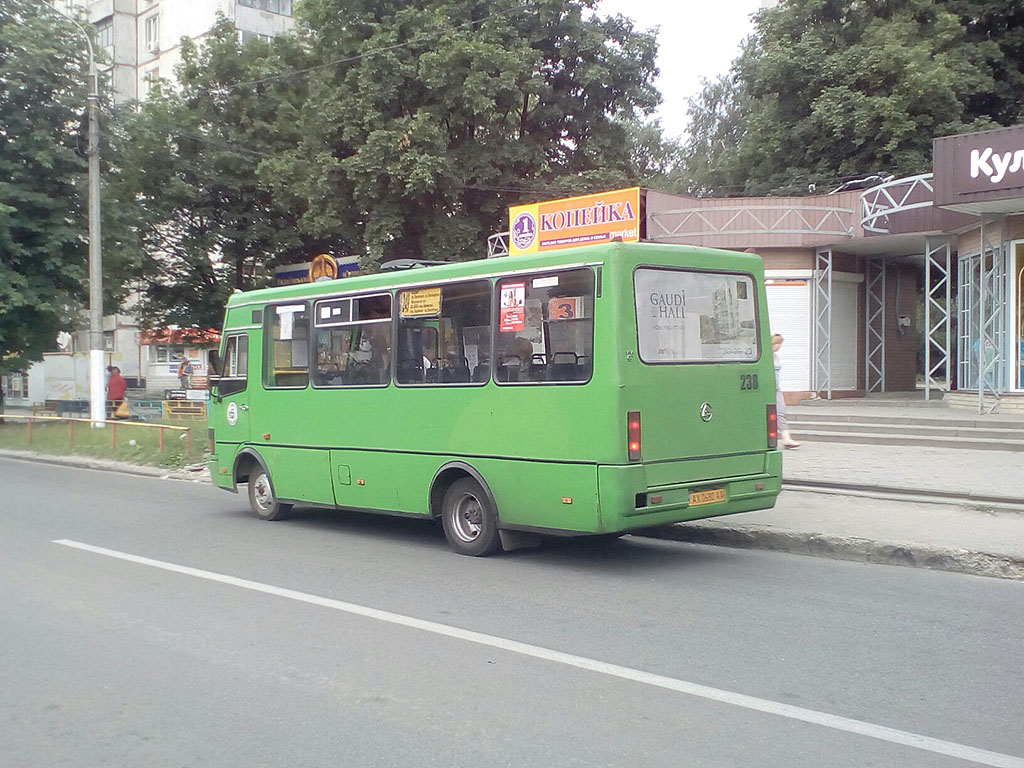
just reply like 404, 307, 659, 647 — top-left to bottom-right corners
207, 242, 781, 556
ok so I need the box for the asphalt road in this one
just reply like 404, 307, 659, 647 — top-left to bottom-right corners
1, 457, 1022, 768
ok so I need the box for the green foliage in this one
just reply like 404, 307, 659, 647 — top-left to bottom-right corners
106, 18, 326, 330
105, 2, 666, 328
0, 9, 89, 373
245, 0, 660, 262
684, 0, 1023, 196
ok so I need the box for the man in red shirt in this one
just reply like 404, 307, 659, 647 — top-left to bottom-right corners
106, 366, 127, 407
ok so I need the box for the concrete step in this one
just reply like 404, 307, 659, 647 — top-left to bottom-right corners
790, 420, 1024, 440
795, 429, 1024, 452
797, 398, 949, 408
789, 412, 1024, 430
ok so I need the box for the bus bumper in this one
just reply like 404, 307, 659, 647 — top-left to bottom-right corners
597, 451, 782, 533
209, 454, 236, 491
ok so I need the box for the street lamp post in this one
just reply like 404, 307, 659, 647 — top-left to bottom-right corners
43, 3, 105, 425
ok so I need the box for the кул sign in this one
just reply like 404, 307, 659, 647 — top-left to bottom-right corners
507, 187, 641, 256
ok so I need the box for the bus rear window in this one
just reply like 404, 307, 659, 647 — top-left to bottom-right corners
634, 268, 759, 364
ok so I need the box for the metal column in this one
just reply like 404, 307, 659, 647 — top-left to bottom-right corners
813, 248, 833, 398
864, 259, 886, 393
924, 238, 951, 400
978, 218, 1006, 414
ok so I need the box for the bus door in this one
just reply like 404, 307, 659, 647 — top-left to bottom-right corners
214, 333, 251, 446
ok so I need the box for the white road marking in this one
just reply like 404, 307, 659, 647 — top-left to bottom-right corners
54, 538, 1024, 768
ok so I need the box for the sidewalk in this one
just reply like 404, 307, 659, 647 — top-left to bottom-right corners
782, 440, 1023, 501
650, 440, 1024, 580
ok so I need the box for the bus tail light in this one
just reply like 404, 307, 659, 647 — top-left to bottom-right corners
627, 411, 642, 462
766, 404, 778, 449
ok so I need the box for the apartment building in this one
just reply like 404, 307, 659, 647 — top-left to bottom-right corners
2, 3, 297, 408
57, 0, 295, 103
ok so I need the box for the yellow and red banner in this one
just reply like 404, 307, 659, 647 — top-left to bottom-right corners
507, 187, 641, 256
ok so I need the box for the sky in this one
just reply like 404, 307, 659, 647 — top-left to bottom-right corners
594, 0, 763, 142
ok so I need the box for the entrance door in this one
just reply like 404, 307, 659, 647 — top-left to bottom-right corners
765, 279, 811, 391
958, 248, 1008, 393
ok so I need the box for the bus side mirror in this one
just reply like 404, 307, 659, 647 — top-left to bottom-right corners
208, 349, 222, 377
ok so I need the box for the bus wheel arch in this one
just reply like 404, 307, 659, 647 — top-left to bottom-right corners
234, 449, 292, 522
430, 463, 502, 557
233, 448, 267, 488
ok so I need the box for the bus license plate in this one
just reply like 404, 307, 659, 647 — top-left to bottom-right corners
689, 488, 726, 506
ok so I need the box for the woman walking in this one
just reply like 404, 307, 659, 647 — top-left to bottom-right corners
771, 334, 801, 449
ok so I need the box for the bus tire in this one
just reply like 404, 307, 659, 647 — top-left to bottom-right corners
441, 477, 501, 557
248, 466, 291, 521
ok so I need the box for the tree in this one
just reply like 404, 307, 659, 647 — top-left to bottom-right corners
106, 18, 331, 330
0, 8, 89, 372
273, 0, 661, 263
107, 3, 665, 327
684, 0, 1021, 196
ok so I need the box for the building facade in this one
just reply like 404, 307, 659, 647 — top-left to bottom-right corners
643, 124, 1024, 412
58, 0, 295, 104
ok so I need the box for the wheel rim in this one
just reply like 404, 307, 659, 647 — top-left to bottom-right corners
253, 473, 273, 511
450, 492, 484, 543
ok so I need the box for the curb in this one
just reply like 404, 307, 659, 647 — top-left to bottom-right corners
641, 522, 1024, 581
0, 449, 210, 483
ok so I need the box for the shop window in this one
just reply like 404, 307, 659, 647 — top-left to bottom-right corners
153, 344, 185, 363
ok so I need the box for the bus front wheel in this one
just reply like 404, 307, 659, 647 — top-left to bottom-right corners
248, 466, 291, 521
441, 477, 501, 556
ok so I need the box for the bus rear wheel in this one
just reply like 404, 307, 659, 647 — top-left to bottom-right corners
441, 477, 501, 557
248, 466, 291, 521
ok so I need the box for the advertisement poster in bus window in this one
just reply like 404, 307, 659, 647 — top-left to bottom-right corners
400, 287, 442, 317
549, 296, 583, 320
499, 283, 526, 332
634, 269, 758, 363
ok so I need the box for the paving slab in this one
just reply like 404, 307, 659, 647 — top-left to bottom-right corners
779, 440, 1023, 500
647, 490, 1024, 580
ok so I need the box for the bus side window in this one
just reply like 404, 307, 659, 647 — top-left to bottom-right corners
312, 294, 392, 388
496, 268, 595, 385
396, 280, 490, 386
264, 303, 310, 389
218, 334, 248, 397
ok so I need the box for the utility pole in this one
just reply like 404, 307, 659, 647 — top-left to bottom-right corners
43, 3, 105, 425
86, 39, 104, 426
